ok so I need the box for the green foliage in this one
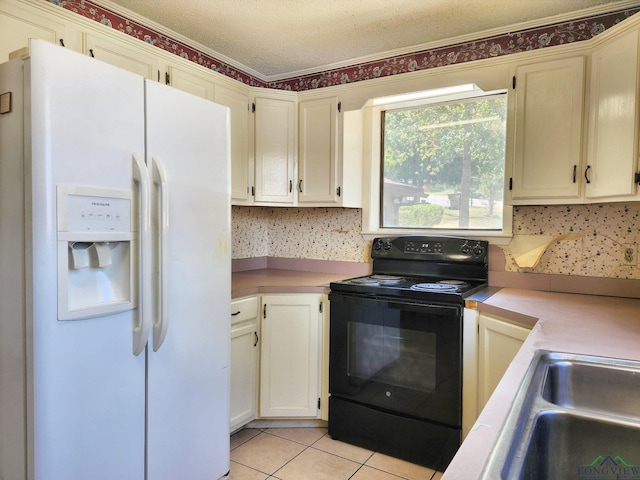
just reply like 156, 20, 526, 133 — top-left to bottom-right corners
382, 93, 507, 227
398, 203, 444, 227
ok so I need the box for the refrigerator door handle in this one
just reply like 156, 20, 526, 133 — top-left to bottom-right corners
151, 156, 169, 352
132, 153, 153, 356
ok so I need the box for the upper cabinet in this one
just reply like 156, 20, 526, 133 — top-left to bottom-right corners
297, 96, 363, 207
253, 95, 297, 204
585, 29, 640, 201
509, 24, 640, 205
0, 0, 81, 60
215, 85, 253, 204
298, 97, 340, 204
508, 56, 585, 203
84, 32, 161, 80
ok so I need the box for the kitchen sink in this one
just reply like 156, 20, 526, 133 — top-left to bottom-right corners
542, 359, 640, 418
481, 351, 640, 480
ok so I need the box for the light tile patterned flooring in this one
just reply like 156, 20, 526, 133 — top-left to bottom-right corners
230, 427, 444, 480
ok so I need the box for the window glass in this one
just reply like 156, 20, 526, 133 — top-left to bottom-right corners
381, 93, 507, 230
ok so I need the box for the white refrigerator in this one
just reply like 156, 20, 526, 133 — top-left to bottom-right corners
0, 39, 231, 480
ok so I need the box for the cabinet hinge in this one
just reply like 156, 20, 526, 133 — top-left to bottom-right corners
165, 72, 170, 85
319, 302, 323, 313
509, 177, 513, 191
512, 76, 516, 89
252, 102, 256, 113
317, 398, 321, 410
337, 101, 342, 113
635, 171, 640, 185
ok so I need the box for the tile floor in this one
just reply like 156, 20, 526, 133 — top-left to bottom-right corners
230, 427, 444, 480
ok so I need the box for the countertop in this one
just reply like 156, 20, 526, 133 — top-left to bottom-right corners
232, 269, 359, 298
443, 288, 640, 479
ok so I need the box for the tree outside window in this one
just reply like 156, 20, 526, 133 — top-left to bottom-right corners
381, 93, 507, 230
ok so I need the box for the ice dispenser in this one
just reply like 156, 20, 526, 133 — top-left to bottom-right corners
57, 185, 135, 320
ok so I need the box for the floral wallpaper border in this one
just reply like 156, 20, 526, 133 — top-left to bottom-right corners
48, 0, 640, 91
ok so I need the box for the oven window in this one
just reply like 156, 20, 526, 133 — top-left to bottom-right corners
348, 322, 436, 393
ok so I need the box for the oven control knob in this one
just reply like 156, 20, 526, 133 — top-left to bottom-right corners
383, 240, 392, 250
473, 243, 485, 256
460, 243, 471, 254
374, 239, 384, 251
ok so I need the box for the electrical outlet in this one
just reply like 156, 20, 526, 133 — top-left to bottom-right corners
623, 244, 636, 265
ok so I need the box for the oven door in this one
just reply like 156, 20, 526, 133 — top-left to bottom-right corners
329, 292, 462, 427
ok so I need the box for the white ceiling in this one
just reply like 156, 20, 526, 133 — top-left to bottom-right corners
103, 0, 639, 80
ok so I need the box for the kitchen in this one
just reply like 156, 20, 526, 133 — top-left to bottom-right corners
3, 0, 640, 479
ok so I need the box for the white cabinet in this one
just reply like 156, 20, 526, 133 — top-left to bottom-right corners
84, 32, 160, 80
167, 62, 215, 101
477, 313, 531, 412
585, 28, 640, 201
298, 97, 340, 204
259, 294, 323, 418
230, 296, 259, 431
0, 0, 80, 60
216, 85, 253, 204
297, 97, 363, 207
254, 96, 297, 204
508, 56, 585, 203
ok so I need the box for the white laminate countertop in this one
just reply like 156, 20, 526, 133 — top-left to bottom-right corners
443, 288, 640, 479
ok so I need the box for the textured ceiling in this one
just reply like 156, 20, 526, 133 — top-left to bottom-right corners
104, 0, 639, 79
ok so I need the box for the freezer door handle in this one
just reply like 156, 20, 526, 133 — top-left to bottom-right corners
151, 156, 169, 352
132, 153, 153, 356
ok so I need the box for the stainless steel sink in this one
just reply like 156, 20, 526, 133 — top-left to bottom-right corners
481, 351, 640, 480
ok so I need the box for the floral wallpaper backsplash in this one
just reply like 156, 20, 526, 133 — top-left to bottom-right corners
48, 0, 640, 91
233, 204, 640, 279
506, 204, 640, 279
232, 207, 369, 262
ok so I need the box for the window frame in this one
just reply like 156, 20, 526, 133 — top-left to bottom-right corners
362, 87, 513, 242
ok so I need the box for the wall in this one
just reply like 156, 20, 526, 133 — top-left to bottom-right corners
232, 204, 640, 281
232, 207, 369, 262
506, 204, 640, 279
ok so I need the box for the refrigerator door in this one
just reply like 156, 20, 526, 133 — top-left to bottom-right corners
27, 40, 146, 479
145, 80, 231, 479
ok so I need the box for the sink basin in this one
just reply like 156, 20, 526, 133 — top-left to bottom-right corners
542, 359, 640, 418
481, 351, 640, 480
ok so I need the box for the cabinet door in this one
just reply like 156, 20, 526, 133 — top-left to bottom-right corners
510, 57, 585, 202
477, 314, 530, 412
260, 294, 321, 417
84, 32, 160, 80
0, 1, 70, 61
230, 297, 259, 431
230, 322, 258, 430
167, 63, 215, 100
585, 29, 640, 200
216, 85, 253, 204
254, 97, 296, 204
298, 97, 339, 204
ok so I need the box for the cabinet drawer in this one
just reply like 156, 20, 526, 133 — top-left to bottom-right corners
231, 296, 258, 325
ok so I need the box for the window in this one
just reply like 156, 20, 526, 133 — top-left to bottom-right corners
376, 89, 508, 233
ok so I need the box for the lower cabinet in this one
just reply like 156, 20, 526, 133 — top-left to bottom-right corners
230, 296, 259, 432
477, 313, 531, 412
259, 294, 325, 418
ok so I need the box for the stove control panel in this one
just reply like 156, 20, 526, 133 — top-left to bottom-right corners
371, 236, 488, 264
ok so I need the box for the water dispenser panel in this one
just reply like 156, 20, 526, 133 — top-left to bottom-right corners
57, 185, 136, 321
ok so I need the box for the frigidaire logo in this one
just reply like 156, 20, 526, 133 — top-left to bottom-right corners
578, 455, 640, 480
91, 201, 110, 207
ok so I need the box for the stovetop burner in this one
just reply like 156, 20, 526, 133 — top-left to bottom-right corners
349, 275, 404, 286
410, 283, 460, 292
